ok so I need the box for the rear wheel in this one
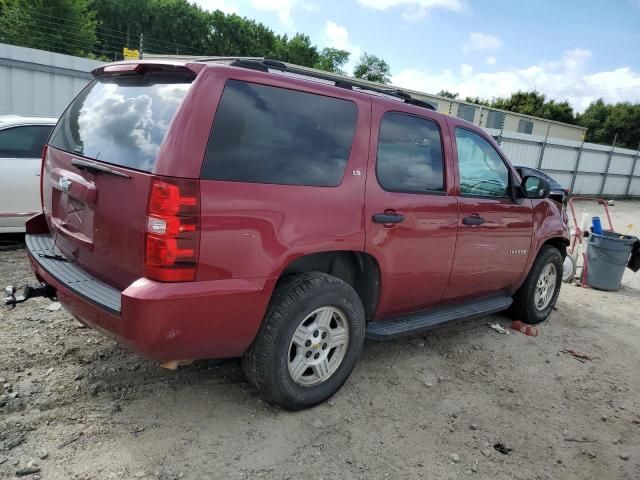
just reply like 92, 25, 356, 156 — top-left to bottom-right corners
242, 272, 365, 410
510, 246, 563, 324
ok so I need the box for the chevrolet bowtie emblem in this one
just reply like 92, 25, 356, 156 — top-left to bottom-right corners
58, 176, 72, 193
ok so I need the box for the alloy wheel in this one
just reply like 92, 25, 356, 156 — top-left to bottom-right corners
534, 263, 557, 310
287, 306, 350, 387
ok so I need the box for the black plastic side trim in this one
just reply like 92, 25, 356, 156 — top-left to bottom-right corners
366, 295, 512, 340
26, 234, 122, 315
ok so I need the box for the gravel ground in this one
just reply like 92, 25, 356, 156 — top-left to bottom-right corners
1, 201, 639, 480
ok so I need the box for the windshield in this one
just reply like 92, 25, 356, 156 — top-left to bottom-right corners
49, 75, 193, 172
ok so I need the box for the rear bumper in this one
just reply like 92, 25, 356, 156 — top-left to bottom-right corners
26, 220, 275, 360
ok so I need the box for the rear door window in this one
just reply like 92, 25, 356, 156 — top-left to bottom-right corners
0, 125, 52, 158
49, 75, 193, 172
201, 80, 357, 186
376, 112, 445, 193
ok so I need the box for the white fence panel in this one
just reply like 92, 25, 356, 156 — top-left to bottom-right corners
628, 178, 640, 196
608, 155, 635, 175
579, 150, 609, 173
573, 174, 604, 194
541, 145, 578, 171
500, 139, 541, 167
0, 42, 103, 117
603, 176, 629, 196
635, 161, 640, 176
549, 172, 573, 188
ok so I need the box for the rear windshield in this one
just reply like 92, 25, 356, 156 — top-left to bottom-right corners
49, 75, 193, 172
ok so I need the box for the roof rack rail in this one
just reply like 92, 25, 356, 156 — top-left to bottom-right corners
224, 58, 436, 111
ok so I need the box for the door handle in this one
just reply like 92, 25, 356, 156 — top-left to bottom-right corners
462, 215, 485, 226
372, 212, 405, 224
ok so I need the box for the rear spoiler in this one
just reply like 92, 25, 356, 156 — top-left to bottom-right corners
92, 61, 205, 78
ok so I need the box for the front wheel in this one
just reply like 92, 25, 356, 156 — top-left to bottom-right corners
510, 246, 563, 324
242, 272, 365, 410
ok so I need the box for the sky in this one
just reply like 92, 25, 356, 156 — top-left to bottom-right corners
193, 0, 640, 112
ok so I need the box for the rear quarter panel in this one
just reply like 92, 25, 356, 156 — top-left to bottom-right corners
189, 65, 372, 281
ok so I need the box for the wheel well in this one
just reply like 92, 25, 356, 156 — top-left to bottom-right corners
279, 251, 381, 322
541, 237, 569, 258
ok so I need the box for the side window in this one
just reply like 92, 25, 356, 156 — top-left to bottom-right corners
0, 125, 52, 158
455, 128, 510, 198
201, 80, 357, 186
376, 113, 445, 193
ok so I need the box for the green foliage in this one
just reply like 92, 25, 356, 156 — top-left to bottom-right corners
461, 90, 639, 148
206, 11, 278, 57
275, 33, 318, 66
353, 52, 391, 84
0, 0, 372, 71
465, 90, 576, 125
577, 100, 640, 149
493, 91, 575, 124
314, 47, 350, 74
437, 90, 459, 99
0, 0, 97, 56
89, 1, 321, 65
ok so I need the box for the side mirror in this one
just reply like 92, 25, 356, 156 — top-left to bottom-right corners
522, 175, 550, 199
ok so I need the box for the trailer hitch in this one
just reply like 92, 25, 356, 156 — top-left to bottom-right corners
4, 284, 56, 308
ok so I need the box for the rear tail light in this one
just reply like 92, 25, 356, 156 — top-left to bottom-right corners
145, 177, 200, 282
40, 145, 48, 208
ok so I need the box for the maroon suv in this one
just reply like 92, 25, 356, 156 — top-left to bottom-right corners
10, 58, 569, 409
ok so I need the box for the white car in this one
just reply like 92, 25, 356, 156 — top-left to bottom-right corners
0, 115, 57, 233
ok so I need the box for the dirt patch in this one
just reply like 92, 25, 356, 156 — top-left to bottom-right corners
1, 202, 639, 479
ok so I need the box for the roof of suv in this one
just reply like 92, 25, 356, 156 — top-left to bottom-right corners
91, 57, 491, 141
92, 58, 443, 115
0, 115, 58, 127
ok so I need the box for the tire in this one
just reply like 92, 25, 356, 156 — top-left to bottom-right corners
510, 246, 563, 324
242, 272, 365, 410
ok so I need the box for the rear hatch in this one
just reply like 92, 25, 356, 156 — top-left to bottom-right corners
43, 65, 196, 290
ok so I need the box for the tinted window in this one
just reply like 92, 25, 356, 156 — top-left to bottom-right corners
201, 80, 357, 186
485, 110, 504, 129
0, 125, 52, 158
517, 119, 533, 134
376, 113, 444, 193
49, 75, 193, 172
457, 104, 476, 123
455, 128, 509, 197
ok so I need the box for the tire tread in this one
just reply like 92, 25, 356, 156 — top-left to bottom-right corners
243, 272, 360, 408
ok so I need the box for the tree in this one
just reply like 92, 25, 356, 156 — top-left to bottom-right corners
353, 52, 391, 84
91, 0, 210, 57
577, 100, 640, 149
488, 90, 576, 124
206, 10, 277, 57
0, 0, 97, 57
463, 90, 576, 125
278, 33, 319, 67
437, 90, 459, 99
314, 47, 350, 74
